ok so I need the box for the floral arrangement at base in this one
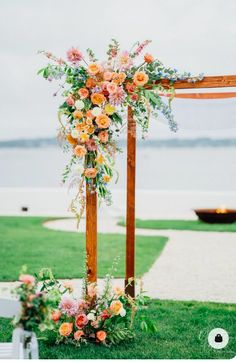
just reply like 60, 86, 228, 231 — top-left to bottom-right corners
38, 39, 204, 222
13, 266, 155, 347
12, 267, 60, 332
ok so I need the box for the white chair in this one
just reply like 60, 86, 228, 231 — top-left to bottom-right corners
0, 297, 39, 359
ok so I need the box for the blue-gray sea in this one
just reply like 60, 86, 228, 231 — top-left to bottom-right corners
1, 144, 236, 191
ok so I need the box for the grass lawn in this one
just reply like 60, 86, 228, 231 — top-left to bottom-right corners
0, 299, 235, 359
118, 219, 236, 232
0, 216, 167, 281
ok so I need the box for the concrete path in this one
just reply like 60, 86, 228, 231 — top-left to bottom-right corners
1, 218, 235, 304
42, 218, 236, 304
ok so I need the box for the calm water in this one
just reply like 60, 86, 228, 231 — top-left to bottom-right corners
1, 146, 236, 191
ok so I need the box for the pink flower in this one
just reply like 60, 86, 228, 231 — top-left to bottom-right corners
75, 313, 88, 329
66, 96, 75, 106
67, 47, 83, 63
103, 71, 113, 81
118, 51, 133, 70
86, 138, 97, 151
78, 299, 89, 311
107, 82, 118, 94
59, 297, 78, 317
109, 86, 126, 106
19, 274, 35, 285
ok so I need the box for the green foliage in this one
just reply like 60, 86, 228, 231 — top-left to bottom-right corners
118, 218, 236, 232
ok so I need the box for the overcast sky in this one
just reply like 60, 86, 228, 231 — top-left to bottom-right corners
0, 0, 236, 140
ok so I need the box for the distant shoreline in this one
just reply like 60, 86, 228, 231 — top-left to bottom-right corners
1, 137, 236, 148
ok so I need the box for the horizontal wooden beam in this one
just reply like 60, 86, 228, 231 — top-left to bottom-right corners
170, 92, 236, 99
158, 75, 236, 89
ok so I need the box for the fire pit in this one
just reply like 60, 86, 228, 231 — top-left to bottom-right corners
194, 207, 236, 224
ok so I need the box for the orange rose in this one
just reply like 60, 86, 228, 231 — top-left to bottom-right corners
103, 175, 111, 183
75, 121, 87, 132
78, 88, 89, 99
110, 300, 123, 315
59, 322, 73, 337
95, 114, 111, 129
91, 93, 106, 105
133, 71, 149, 87
144, 53, 154, 63
98, 130, 109, 143
87, 125, 95, 135
87, 63, 101, 75
84, 168, 98, 179
86, 77, 96, 88
67, 134, 78, 146
74, 145, 87, 157
51, 309, 61, 322
74, 330, 84, 341
86, 110, 95, 119
96, 330, 107, 342
73, 110, 83, 119
112, 72, 126, 84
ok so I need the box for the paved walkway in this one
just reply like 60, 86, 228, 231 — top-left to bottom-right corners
1, 218, 235, 304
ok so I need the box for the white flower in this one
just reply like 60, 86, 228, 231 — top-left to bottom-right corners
120, 308, 126, 317
75, 100, 84, 109
91, 107, 102, 117
75, 166, 84, 175
87, 312, 96, 321
71, 129, 79, 139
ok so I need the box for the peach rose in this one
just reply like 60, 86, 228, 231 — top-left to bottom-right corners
59, 322, 73, 337
110, 300, 123, 315
86, 110, 95, 120
86, 77, 96, 88
95, 114, 111, 129
73, 110, 83, 119
87, 63, 101, 75
107, 82, 117, 94
74, 330, 84, 341
51, 309, 62, 322
98, 130, 109, 143
84, 168, 98, 179
103, 71, 113, 81
67, 134, 78, 146
75, 121, 87, 132
133, 71, 149, 87
19, 274, 35, 285
144, 53, 154, 63
78, 88, 89, 99
96, 330, 107, 342
74, 145, 87, 157
112, 72, 126, 84
91, 93, 106, 105
75, 313, 88, 329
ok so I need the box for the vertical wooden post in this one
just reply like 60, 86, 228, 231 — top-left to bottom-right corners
86, 184, 97, 283
125, 106, 136, 298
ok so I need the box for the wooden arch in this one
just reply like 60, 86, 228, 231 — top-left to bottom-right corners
86, 74, 236, 297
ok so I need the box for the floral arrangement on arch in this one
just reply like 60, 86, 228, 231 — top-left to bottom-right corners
38, 40, 203, 221
13, 266, 155, 347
